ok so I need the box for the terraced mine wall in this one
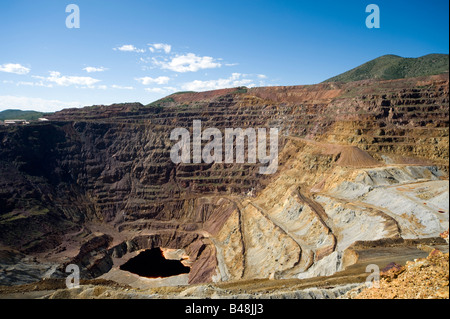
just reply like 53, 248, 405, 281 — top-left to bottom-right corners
0, 74, 448, 285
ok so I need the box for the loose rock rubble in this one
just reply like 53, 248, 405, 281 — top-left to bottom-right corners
440, 230, 449, 243
350, 249, 449, 299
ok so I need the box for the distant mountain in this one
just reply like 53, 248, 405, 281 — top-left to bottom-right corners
0, 109, 48, 121
324, 54, 449, 83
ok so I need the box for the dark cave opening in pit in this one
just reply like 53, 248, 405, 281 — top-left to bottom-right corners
119, 247, 190, 278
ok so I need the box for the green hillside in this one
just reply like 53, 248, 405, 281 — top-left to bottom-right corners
324, 54, 449, 83
0, 109, 47, 121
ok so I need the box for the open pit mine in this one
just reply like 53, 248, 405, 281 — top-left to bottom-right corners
0, 73, 448, 299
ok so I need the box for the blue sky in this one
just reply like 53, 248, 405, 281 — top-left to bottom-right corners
0, 0, 448, 112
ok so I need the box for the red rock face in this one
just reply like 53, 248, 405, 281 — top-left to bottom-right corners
0, 74, 448, 285
381, 262, 405, 280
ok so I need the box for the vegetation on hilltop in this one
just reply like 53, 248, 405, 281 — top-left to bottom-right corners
324, 54, 449, 83
0, 109, 49, 121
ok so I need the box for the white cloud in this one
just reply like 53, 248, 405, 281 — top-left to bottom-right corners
145, 87, 177, 94
257, 74, 267, 79
113, 45, 145, 53
34, 71, 101, 87
181, 73, 254, 92
0, 95, 81, 113
2, 79, 53, 88
135, 76, 170, 85
0, 63, 30, 75
149, 43, 172, 54
16, 80, 53, 88
83, 66, 108, 73
111, 84, 135, 90
153, 53, 221, 73
15, 81, 36, 86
